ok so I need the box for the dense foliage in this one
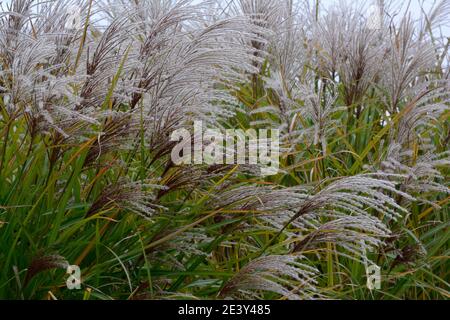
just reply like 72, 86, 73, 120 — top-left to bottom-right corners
0, 0, 448, 300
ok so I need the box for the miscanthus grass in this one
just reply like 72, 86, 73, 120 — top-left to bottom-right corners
0, 0, 448, 300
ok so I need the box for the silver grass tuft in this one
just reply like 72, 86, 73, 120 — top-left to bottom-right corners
219, 255, 320, 300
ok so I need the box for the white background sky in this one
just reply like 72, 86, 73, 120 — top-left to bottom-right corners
321, 0, 449, 34
0, 0, 448, 36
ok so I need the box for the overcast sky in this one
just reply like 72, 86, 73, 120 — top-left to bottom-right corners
0, 0, 448, 35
